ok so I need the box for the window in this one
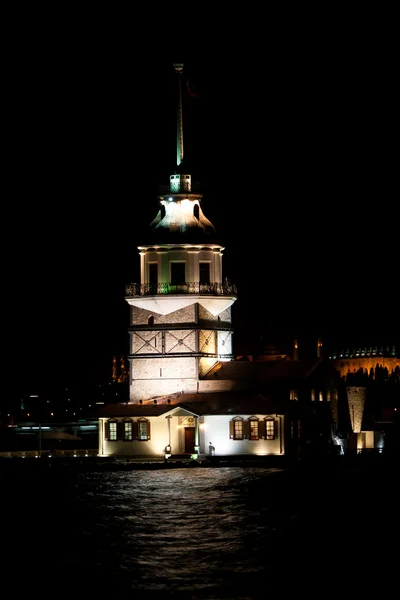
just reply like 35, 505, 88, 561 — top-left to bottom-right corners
230, 417, 244, 440
234, 420, 243, 440
108, 420, 117, 441
171, 263, 186, 285
249, 417, 259, 440
290, 389, 298, 401
106, 419, 150, 442
199, 262, 210, 284
149, 263, 158, 293
264, 418, 278, 440
123, 420, 133, 441
311, 389, 316, 401
137, 419, 150, 441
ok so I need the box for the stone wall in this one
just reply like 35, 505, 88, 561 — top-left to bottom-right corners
346, 386, 367, 433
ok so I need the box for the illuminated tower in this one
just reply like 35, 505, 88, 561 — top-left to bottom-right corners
125, 63, 237, 402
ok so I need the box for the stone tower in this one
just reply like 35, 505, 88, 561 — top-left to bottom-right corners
125, 64, 237, 403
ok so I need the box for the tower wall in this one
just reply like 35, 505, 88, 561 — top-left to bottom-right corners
129, 356, 198, 401
141, 246, 224, 285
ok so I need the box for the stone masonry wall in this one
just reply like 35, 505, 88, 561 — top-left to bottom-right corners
346, 386, 367, 433
131, 305, 196, 326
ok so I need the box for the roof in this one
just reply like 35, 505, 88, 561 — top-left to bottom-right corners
97, 390, 287, 419
205, 358, 333, 383
254, 359, 323, 380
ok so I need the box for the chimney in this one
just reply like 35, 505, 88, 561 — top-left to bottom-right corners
293, 339, 299, 361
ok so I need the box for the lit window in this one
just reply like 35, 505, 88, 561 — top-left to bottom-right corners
290, 389, 298, 401
234, 420, 243, 440
229, 417, 244, 440
264, 418, 277, 440
249, 418, 259, 440
311, 389, 316, 401
124, 421, 133, 441
108, 421, 117, 441
137, 419, 150, 441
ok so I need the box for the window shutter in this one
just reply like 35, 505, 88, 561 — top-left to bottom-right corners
243, 420, 249, 439
105, 421, 109, 441
229, 420, 234, 439
274, 419, 279, 439
249, 419, 262, 440
146, 421, 151, 440
133, 421, 139, 440
117, 421, 124, 441
261, 420, 266, 440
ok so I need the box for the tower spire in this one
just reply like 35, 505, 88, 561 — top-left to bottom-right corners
173, 63, 184, 168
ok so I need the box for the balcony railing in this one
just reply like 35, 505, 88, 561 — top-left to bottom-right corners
125, 282, 237, 297
158, 181, 203, 195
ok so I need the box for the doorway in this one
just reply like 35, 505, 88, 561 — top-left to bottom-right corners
184, 427, 195, 453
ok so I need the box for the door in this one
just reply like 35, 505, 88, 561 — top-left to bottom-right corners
184, 427, 195, 453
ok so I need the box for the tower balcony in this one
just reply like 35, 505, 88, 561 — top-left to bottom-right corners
125, 281, 237, 297
158, 180, 203, 195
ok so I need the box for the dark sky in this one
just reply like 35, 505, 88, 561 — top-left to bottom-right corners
4, 23, 399, 397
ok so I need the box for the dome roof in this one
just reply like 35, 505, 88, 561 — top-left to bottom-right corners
148, 197, 220, 245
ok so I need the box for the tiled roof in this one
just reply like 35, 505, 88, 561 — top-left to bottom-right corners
97, 390, 287, 418
204, 358, 324, 381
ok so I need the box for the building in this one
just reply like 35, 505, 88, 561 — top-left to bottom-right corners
97, 64, 347, 463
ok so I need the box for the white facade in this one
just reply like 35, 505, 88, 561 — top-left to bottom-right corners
98, 408, 285, 460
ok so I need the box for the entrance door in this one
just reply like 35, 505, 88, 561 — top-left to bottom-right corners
184, 427, 195, 453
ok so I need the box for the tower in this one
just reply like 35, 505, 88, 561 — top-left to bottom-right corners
125, 64, 237, 403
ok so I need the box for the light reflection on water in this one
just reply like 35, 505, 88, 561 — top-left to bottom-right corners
4, 463, 397, 599
69, 468, 291, 598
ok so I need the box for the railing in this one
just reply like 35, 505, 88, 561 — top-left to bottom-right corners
0, 449, 99, 459
125, 282, 237, 297
158, 181, 203, 195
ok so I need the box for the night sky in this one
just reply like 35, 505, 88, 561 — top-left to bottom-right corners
4, 23, 399, 397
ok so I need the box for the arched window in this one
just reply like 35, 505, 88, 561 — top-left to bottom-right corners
193, 204, 199, 220
148, 316, 154, 326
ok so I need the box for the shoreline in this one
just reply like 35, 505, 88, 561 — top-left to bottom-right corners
1, 450, 398, 473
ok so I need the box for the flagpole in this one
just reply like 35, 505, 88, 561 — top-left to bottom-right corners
173, 63, 184, 167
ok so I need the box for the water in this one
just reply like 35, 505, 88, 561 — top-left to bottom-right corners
3, 461, 398, 599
